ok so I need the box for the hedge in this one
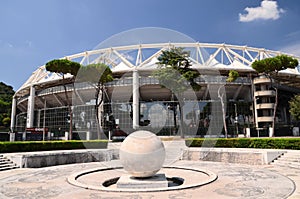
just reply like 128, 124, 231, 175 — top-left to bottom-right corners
185, 138, 300, 150
0, 140, 108, 153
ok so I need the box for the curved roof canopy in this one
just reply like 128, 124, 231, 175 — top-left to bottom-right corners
15, 42, 300, 97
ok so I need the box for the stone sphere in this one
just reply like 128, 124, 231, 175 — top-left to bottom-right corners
119, 130, 166, 178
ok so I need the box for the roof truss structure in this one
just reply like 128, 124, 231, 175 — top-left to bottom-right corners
16, 42, 300, 97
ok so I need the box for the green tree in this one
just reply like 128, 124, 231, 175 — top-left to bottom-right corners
289, 95, 300, 121
2, 117, 11, 127
252, 55, 298, 74
252, 55, 299, 136
0, 82, 14, 102
0, 100, 10, 113
153, 47, 200, 138
45, 59, 81, 139
77, 63, 113, 139
227, 70, 239, 82
0, 82, 14, 129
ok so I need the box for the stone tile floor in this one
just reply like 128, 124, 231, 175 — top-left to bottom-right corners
0, 158, 299, 199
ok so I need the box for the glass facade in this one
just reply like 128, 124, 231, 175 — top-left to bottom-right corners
14, 74, 296, 139
15, 105, 99, 139
101, 100, 252, 137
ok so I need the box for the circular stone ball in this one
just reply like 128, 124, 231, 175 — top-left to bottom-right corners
119, 130, 166, 178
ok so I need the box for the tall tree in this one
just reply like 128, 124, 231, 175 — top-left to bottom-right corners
77, 63, 113, 139
45, 59, 81, 139
252, 55, 298, 73
0, 82, 14, 129
252, 55, 299, 136
153, 47, 200, 138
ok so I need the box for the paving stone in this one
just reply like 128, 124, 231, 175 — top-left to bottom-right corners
0, 154, 298, 198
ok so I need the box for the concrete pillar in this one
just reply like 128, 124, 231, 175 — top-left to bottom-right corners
22, 132, 26, 141
253, 96, 259, 130
108, 130, 112, 141
86, 131, 90, 140
26, 86, 35, 128
9, 132, 15, 142
10, 97, 17, 132
65, 132, 69, 140
132, 70, 140, 130
269, 127, 274, 137
293, 127, 299, 136
246, 128, 251, 138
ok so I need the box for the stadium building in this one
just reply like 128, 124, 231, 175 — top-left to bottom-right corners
10, 28, 300, 140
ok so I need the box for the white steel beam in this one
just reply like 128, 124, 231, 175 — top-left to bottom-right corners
205, 47, 222, 66
10, 97, 17, 131
223, 47, 233, 64
112, 49, 135, 68
26, 86, 35, 128
15, 42, 300, 98
132, 70, 139, 129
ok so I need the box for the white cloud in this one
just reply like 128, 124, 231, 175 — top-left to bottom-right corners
239, 0, 285, 22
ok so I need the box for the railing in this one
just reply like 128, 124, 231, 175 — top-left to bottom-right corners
256, 103, 275, 109
257, 116, 273, 122
253, 77, 272, 84
254, 90, 276, 97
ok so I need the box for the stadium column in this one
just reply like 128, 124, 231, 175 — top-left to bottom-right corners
132, 69, 139, 130
26, 85, 35, 128
10, 97, 17, 132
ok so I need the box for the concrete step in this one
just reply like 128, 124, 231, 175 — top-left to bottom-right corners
270, 151, 300, 169
276, 158, 300, 163
281, 151, 300, 155
275, 152, 300, 162
272, 161, 300, 169
274, 159, 300, 164
0, 165, 19, 171
0, 160, 12, 165
277, 155, 300, 159
0, 154, 19, 171
0, 163, 17, 168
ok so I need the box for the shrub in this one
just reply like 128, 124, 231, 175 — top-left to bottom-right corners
185, 138, 300, 150
0, 140, 108, 153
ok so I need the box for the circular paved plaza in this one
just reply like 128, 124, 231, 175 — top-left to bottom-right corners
0, 159, 299, 199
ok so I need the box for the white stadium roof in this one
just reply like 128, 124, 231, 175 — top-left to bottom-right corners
15, 42, 300, 97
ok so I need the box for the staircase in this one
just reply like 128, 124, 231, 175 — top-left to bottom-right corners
0, 154, 19, 171
271, 151, 300, 169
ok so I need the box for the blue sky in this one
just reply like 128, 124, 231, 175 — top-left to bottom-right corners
1, 0, 300, 90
